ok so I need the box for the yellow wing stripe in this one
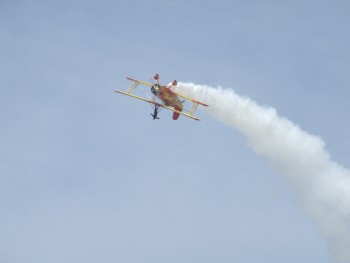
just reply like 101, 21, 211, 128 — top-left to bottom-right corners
127, 77, 153, 87
171, 91, 208, 107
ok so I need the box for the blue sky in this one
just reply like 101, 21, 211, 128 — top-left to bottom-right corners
1, 1, 350, 262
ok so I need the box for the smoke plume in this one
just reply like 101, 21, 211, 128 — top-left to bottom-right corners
175, 82, 350, 263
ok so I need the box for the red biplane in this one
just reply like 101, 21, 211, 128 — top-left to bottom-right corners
115, 74, 208, 121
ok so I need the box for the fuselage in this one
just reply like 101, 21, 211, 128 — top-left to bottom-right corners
151, 84, 183, 119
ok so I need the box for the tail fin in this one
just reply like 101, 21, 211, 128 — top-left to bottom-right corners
172, 106, 183, 120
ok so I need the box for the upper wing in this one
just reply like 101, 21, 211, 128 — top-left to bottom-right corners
171, 90, 208, 107
126, 77, 153, 87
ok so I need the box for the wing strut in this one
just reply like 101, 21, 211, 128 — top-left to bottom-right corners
125, 81, 139, 94
189, 102, 199, 116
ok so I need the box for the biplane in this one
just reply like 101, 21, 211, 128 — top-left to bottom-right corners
115, 74, 208, 121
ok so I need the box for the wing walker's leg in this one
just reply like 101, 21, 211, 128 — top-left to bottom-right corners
155, 105, 160, 117
151, 104, 160, 120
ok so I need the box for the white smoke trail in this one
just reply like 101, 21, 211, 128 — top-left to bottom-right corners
175, 82, 350, 263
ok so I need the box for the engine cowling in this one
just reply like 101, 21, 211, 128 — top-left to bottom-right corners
151, 84, 161, 96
